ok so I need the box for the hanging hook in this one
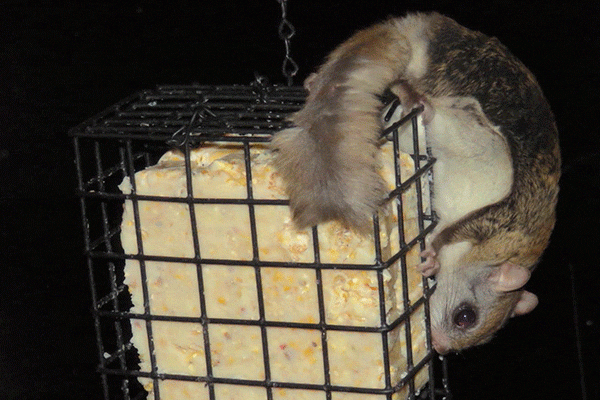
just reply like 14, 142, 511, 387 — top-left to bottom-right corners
167, 110, 204, 148
277, 0, 299, 86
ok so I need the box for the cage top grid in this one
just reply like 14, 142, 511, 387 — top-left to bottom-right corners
69, 84, 307, 142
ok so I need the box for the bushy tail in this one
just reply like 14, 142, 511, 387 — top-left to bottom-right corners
272, 15, 430, 232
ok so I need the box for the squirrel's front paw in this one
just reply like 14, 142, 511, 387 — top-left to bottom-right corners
418, 249, 439, 277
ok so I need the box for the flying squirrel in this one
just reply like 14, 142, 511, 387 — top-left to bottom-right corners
271, 12, 560, 353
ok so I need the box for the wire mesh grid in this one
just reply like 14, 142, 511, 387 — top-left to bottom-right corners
70, 83, 450, 400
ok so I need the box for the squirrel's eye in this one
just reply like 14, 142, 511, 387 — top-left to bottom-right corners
453, 305, 477, 329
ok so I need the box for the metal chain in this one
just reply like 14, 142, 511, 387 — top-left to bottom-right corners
277, 0, 299, 86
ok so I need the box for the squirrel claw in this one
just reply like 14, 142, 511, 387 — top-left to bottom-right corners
418, 249, 439, 277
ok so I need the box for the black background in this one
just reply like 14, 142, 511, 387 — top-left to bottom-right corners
1, 1, 598, 399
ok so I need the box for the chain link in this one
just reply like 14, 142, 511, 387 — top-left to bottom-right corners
277, 0, 299, 86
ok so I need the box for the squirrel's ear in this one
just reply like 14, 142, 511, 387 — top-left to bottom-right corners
489, 262, 531, 292
511, 291, 538, 317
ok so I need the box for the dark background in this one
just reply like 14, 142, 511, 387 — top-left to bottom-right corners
1, 1, 598, 399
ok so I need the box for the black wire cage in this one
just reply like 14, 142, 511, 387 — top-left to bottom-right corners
70, 82, 451, 400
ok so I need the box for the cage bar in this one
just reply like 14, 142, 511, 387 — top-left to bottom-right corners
70, 84, 449, 400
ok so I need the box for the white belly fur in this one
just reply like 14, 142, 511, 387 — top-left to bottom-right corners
427, 96, 513, 227
383, 95, 512, 229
